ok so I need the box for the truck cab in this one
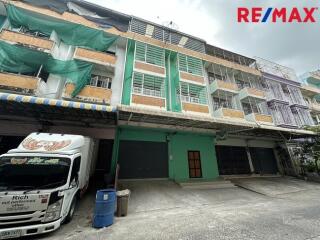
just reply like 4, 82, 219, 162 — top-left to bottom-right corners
0, 133, 95, 239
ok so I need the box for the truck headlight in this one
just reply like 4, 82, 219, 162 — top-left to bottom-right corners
43, 199, 63, 223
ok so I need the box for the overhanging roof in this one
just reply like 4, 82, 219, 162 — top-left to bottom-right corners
0, 92, 117, 125
118, 105, 315, 139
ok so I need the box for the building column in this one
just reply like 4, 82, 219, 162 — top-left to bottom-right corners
245, 145, 255, 174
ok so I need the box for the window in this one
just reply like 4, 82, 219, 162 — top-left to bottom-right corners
177, 82, 207, 104
70, 157, 81, 183
132, 72, 165, 98
188, 151, 202, 178
178, 54, 203, 76
90, 75, 112, 89
135, 41, 165, 67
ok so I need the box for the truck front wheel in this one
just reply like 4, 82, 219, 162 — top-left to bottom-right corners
64, 197, 77, 224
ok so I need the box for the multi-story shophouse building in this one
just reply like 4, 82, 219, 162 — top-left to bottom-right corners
301, 70, 320, 125
0, 0, 314, 183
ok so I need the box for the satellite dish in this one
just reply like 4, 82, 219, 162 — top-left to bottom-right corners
162, 20, 179, 31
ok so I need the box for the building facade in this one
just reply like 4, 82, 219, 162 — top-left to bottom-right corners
0, 0, 314, 182
301, 71, 320, 125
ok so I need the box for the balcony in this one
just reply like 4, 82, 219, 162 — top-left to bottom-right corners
210, 80, 238, 96
182, 102, 209, 114
239, 87, 266, 102
180, 71, 205, 85
308, 101, 320, 113
134, 61, 165, 77
74, 48, 116, 67
0, 29, 53, 51
245, 113, 273, 124
131, 94, 166, 109
0, 72, 39, 94
63, 83, 112, 104
213, 107, 245, 120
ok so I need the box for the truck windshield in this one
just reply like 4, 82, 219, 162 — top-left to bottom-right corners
0, 156, 71, 191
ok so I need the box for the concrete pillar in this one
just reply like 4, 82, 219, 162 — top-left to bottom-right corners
245, 144, 255, 174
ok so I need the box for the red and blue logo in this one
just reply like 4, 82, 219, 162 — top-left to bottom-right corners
238, 7, 318, 23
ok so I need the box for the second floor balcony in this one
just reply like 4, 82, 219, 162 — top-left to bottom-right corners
62, 75, 112, 104
0, 71, 40, 95
212, 97, 245, 120
179, 95, 209, 114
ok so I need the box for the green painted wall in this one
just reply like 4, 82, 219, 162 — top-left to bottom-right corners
169, 133, 219, 182
111, 127, 219, 181
118, 128, 167, 142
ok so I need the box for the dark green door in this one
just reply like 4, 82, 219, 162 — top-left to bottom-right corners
249, 147, 278, 174
118, 140, 168, 179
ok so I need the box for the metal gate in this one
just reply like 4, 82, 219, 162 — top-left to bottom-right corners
118, 140, 168, 179
216, 146, 251, 175
249, 147, 278, 174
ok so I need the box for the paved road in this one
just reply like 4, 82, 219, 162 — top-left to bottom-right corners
41, 178, 320, 240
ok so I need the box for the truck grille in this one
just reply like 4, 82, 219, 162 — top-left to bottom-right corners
0, 210, 45, 228
0, 211, 35, 217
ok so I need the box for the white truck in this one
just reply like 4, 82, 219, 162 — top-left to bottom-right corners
0, 133, 97, 239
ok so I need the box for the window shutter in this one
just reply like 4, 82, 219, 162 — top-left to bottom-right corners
178, 54, 188, 72
146, 44, 164, 66
133, 72, 143, 88
187, 56, 203, 76
135, 42, 146, 62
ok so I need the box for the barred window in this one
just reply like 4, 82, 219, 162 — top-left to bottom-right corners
132, 72, 165, 98
178, 54, 203, 76
177, 82, 207, 105
135, 41, 165, 67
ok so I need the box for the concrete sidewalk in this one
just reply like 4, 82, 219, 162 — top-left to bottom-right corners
42, 179, 320, 240
231, 176, 320, 196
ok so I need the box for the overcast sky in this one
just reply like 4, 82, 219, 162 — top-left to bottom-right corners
88, 0, 320, 75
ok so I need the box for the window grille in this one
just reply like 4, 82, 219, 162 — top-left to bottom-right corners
135, 42, 165, 67
132, 72, 165, 98
178, 54, 203, 76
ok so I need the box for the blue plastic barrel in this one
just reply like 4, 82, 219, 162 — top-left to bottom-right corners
93, 189, 116, 228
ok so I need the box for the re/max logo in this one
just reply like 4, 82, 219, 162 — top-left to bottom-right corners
238, 7, 318, 23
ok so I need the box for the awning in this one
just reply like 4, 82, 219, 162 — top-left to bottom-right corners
118, 105, 315, 139
0, 92, 117, 125
0, 92, 116, 112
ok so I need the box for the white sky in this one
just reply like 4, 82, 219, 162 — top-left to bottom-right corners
87, 0, 320, 75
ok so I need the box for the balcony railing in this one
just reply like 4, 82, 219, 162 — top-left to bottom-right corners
132, 86, 164, 98
74, 48, 116, 67
239, 87, 266, 102
245, 112, 273, 124
0, 72, 39, 95
63, 83, 112, 104
0, 29, 53, 51
213, 107, 245, 119
131, 93, 166, 108
209, 79, 238, 95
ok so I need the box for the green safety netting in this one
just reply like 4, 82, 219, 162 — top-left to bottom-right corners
0, 15, 6, 28
6, 4, 118, 51
168, 51, 182, 112
0, 41, 92, 97
121, 39, 135, 105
